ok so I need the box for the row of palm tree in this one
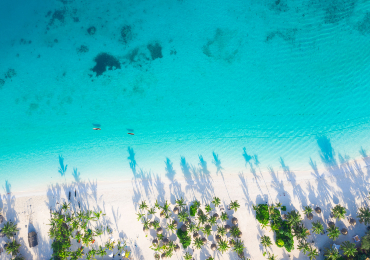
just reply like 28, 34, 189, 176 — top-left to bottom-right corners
48, 202, 127, 260
0, 220, 24, 259
138, 197, 245, 259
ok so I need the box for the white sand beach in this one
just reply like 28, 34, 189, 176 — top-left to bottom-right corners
1, 151, 370, 260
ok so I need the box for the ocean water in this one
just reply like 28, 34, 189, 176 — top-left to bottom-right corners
1, 0, 370, 192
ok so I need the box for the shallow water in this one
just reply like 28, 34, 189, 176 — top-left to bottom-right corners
1, 0, 370, 192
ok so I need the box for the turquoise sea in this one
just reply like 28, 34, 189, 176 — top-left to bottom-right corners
1, 0, 370, 192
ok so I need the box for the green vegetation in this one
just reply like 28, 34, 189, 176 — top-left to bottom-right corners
303, 206, 313, 215
253, 204, 269, 227
261, 235, 272, 249
230, 200, 240, 212
341, 241, 357, 258
275, 219, 294, 252
205, 204, 212, 213
48, 203, 122, 260
311, 221, 324, 234
332, 205, 346, 220
286, 210, 301, 226
5, 240, 21, 256
212, 197, 221, 207
176, 197, 186, 209
217, 225, 226, 237
217, 238, 230, 254
220, 212, 228, 222
358, 207, 370, 225
233, 239, 245, 256
324, 247, 340, 260
190, 205, 197, 216
230, 226, 241, 238
1, 221, 19, 239
327, 225, 340, 240
184, 252, 192, 260
177, 228, 191, 249
307, 247, 319, 260
193, 237, 204, 249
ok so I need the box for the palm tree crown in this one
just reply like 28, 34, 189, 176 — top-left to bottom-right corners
230, 201, 240, 212
332, 205, 346, 220
341, 241, 357, 257
357, 207, 370, 225
261, 235, 272, 249
212, 197, 221, 207
327, 225, 340, 240
311, 221, 324, 234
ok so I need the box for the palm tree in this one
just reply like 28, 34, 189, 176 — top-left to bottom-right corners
286, 210, 301, 226
341, 241, 357, 258
93, 210, 105, 220
307, 246, 319, 260
193, 200, 201, 209
324, 247, 340, 260
178, 211, 189, 223
184, 252, 192, 260
217, 238, 230, 254
230, 226, 241, 238
217, 225, 226, 237
167, 223, 177, 234
203, 225, 212, 237
297, 240, 310, 255
139, 201, 148, 211
193, 237, 204, 249
70, 247, 84, 260
204, 204, 212, 214
267, 252, 277, 260
148, 207, 156, 216
152, 220, 160, 229
13, 255, 25, 260
136, 212, 145, 221
332, 205, 346, 220
96, 246, 107, 258
233, 239, 245, 255
198, 213, 208, 225
304, 206, 313, 215
176, 197, 186, 209
261, 235, 272, 249
1, 221, 19, 239
143, 218, 150, 229
357, 207, 370, 225
220, 212, 228, 222
293, 224, 309, 240
212, 197, 221, 208
327, 225, 340, 240
208, 216, 217, 226
86, 249, 97, 260
311, 221, 324, 234
154, 199, 161, 209
229, 201, 240, 212
5, 240, 21, 256
162, 200, 171, 214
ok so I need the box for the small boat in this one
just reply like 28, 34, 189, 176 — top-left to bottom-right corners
128, 133, 134, 135
93, 128, 101, 130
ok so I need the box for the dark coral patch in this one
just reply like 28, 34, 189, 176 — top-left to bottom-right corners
147, 43, 163, 60
357, 12, 370, 34
49, 9, 66, 25
91, 53, 121, 76
121, 25, 133, 44
87, 26, 96, 35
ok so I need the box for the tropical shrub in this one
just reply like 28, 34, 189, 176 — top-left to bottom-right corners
311, 221, 324, 235
275, 221, 294, 252
176, 228, 191, 249
253, 204, 269, 227
327, 225, 340, 240
277, 239, 284, 246
341, 241, 357, 258
281, 206, 287, 211
190, 205, 197, 217
1, 221, 19, 239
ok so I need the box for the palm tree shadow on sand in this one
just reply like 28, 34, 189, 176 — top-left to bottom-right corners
212, 152, 231, 201
165, 158, 184, 204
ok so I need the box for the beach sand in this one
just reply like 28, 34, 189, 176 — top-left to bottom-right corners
2, 154, 370, 260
